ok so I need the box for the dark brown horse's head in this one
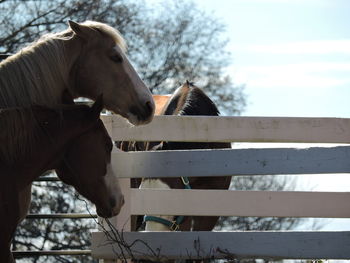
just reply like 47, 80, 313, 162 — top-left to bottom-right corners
47, 97, 124, 218
56, 120, 124, 218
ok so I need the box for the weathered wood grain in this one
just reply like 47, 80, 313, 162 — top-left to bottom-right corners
92, 231, 350, 260
130, 189, 350, 218
102, 115, 350, 143
112, 146, 350, 178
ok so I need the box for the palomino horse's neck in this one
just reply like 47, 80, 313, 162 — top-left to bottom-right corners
0, 35, 81, 109
62, 35, 86, 98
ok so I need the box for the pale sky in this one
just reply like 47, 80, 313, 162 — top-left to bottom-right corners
192, 0, 350, 231
194, 0, 350, 118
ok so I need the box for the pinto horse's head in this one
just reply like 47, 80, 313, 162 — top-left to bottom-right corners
137, 82, 231, 231
67, 20, 155, 125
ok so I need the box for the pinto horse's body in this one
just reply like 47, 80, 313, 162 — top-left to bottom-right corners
0, 98, 124, 263
121, 82, 231, 232
0, 20, 154, 125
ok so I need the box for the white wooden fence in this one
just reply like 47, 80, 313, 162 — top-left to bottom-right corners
92, 114, 350, 260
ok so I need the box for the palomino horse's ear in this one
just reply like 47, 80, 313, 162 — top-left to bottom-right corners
61, 89, 75, 105
68, 20, 93, 40
90, 95, 104, 120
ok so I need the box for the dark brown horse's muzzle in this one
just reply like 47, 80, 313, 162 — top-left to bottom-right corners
96, 194, 125, 218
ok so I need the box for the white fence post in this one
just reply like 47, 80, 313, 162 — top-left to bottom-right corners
101, 115, 131, 263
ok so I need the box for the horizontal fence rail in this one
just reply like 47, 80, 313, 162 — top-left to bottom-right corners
13, 250, 91, 257
112, 146, 350, 178
130, 189, 350, 218
92, 231, 350, 260
35, 176, 60, 182
26, 213, 97, 219
102, 115, 350, 143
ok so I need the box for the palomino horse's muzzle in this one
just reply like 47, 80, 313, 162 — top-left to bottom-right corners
128, 99, 155, 125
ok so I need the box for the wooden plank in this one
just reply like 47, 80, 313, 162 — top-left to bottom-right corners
107, 115, 350, 143
115, 178, 131, 231
91, 231, 350, 260
112, 146, 350, 178
101, 114, 113, 134
130, 189, 350, 218
13, 250, 91, 256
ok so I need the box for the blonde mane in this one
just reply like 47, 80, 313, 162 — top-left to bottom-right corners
0, 36, 68, 108
0, 20, 126, 109
0, 108, 37, 165
0, 21, 126, 162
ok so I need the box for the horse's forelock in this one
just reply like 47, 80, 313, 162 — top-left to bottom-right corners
80, 21, 127, 52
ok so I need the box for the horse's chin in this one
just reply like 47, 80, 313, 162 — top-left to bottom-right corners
106, 107, 150, 126
126, 112, 153, 126
96, 208, 120, 219
105, 102, 154, 126
96, 196, 124, 218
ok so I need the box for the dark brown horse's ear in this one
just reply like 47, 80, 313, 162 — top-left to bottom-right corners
61, 89, 75, 105
90, 95, 104, 120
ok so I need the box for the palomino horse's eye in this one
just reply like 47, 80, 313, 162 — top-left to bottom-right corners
110, 54, 123, 63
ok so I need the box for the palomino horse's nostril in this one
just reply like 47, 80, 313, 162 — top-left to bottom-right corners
129, 101, 154, 124
145, 101, 154, 115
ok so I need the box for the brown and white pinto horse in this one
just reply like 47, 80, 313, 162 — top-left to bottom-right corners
0, 96, 123, 263
120, 81, 231, 232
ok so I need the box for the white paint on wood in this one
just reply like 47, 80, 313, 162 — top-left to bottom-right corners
91, 231, 350, 260
105, 115, 350, 143
112, 146, 350, 178
101, 115, 113, 136
139, 179, 173, 231
130, 189, 350, 218
97, 114, 350, 261
114, 178, 131, 231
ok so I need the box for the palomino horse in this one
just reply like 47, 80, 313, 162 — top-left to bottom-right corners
120, 82, 231, 232
0, 97, 124, 263
0, 20, 154, 125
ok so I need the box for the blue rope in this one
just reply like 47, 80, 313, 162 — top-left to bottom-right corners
143, 177, 191, 231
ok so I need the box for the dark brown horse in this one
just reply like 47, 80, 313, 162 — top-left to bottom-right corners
0, 97, 124, 263
120, 81, 231, 232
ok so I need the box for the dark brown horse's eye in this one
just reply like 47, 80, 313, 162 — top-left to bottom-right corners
110, 54, 123, 63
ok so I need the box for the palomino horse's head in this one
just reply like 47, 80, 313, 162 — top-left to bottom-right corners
67, 21, 155, 126
55, 98, 124, 218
